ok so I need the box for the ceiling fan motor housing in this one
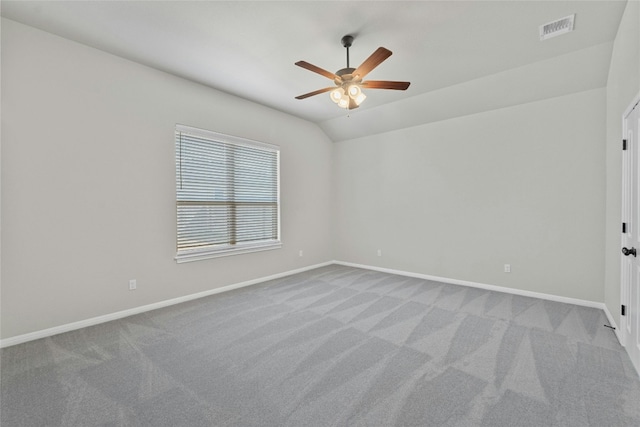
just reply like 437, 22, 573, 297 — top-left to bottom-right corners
336, 68, 356, 76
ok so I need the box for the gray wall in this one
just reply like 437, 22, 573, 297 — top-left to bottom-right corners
1, 19, 334, 339
605, 1, 640, 325
333, 88, 606, 302
2, 4, 638, 341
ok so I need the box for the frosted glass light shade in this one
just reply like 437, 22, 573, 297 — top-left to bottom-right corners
330, 88, 344, 103
348, 84, 361, 98
354, 92, 367, 105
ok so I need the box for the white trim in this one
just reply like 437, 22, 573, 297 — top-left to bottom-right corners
175, 124, 279, 151
0, 261, 332, 348
621, 91, 640, 378
0, 260, 619, 349
334, 260, 605, 309
620, 90, 640, 347
175, 241, 282, 263
603, 303, 623, 344
622, 91, 640, 120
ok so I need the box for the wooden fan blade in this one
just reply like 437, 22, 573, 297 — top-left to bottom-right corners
295, 87, 335, 100
361, 80, 411, 90
295, 61, 338, 80
353, 47, 392, 79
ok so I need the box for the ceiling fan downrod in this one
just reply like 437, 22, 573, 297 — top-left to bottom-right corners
341, 35, 354, 68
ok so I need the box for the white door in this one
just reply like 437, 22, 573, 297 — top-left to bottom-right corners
621, 93, 640, 375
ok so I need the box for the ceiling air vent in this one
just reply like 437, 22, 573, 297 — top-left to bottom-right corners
539, 14, 575, 41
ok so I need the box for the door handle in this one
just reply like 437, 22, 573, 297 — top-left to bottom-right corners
622, 247, 637, 257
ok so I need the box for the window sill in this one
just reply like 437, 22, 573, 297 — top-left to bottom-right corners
175, 241, 282, 263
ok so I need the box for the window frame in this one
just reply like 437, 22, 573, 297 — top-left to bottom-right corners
174, 124, 281, 263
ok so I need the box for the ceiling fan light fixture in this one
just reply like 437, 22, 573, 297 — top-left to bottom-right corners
347, 84, 361, 98
330, 87, 344, 103
295, 35, 410, 109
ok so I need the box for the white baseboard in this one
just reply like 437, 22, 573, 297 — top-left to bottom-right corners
602, 303, 622, 344
334, 260, 606, 310
0, 259, 618, 349
0, 261, 333, 349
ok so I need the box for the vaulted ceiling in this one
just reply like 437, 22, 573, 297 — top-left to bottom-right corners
1, 1, 627, 142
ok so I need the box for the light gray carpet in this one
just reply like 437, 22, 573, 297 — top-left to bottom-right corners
2, 265, 640, 426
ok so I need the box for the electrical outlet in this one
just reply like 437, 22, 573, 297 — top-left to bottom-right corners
504, 264, 511, 273
299, 250, 303, 257
377, 249, 382, 257
129, 279, 137, 290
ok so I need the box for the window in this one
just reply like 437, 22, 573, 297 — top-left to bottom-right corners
175, 125, 280, 262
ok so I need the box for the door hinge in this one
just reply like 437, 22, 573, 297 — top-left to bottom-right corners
623, 139, 628, 150
622, 305, 627, 316
623, 222, 627, 233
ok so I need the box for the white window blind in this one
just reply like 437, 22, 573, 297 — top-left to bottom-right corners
175, 125, 280, 262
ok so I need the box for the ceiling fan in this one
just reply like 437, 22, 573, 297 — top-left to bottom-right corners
295, 35, 411, 110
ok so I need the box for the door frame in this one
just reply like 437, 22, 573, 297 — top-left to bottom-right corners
620, 90, 640, 351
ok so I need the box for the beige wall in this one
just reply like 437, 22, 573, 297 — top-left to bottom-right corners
333, 88, 607, 302
1, 19, 334, 339
605, 0, 640, 325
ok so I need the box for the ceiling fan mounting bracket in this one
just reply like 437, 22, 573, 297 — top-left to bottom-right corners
341, 35, 354, 48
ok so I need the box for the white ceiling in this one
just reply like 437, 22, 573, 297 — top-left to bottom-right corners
1, 1, 628, 142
